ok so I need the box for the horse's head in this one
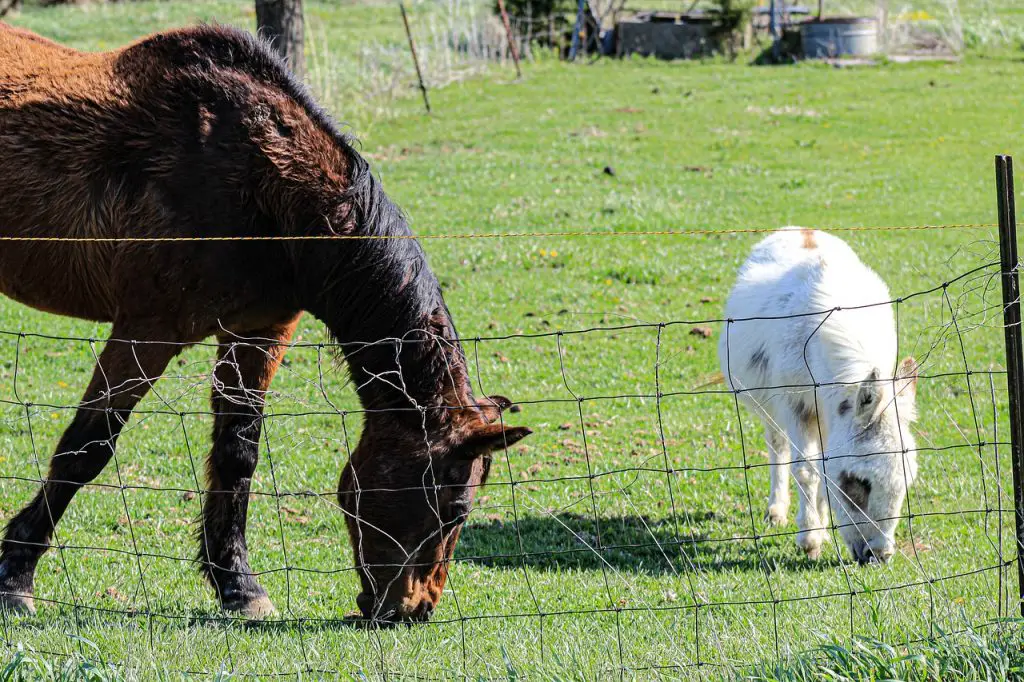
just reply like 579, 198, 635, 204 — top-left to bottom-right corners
338, 395, 529, 622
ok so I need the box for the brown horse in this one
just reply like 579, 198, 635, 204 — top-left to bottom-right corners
0, 23, 530, 622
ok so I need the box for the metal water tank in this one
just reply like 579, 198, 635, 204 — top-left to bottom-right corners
801, 17, 878, 58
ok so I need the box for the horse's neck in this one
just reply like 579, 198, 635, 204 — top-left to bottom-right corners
293, 158, 473, 422
316, 253, 472, 422
339, 330, 471, 423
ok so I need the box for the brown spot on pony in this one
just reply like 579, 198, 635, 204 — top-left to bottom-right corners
0, 23, 530, 623
801, 228, 818, 249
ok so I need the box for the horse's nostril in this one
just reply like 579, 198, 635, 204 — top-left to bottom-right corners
404, 599, 435, 622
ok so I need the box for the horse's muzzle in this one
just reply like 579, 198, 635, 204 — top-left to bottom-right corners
356, 591, 436, 624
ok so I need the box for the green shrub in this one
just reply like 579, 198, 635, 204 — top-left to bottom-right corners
494, 0, 576, 23
707, 0, 756, 36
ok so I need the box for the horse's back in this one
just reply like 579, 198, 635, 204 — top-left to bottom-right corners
0, 24, 249, 243
0, 26, 169, 319
0, 21, 78, 58
0, 22, 115, 104
0, 24, 324, 329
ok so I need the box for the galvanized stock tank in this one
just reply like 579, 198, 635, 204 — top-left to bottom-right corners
801, 17, 878, 58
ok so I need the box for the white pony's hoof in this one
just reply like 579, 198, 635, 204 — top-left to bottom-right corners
765, 505, 788, 527
797, 530, 827, 560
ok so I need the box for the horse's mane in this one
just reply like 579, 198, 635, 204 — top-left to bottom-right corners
122, 23, 398, 237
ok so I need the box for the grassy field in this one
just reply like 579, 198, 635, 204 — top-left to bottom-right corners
3, 1, 1024, 679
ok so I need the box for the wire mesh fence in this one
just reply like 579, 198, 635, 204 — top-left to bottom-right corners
0, 218, 1020, 679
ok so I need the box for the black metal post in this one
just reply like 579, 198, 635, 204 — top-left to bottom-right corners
569, 0, 585, 61
769, 0, 781, 62
399, 1, 431, 114
996, 154, 1024, 616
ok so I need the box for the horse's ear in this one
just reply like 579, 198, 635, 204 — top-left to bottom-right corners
453, 422, 532, 459
477, 395, 513, 423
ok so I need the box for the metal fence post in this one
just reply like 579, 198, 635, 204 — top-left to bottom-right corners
569, 0, 585, 61
399, 1, 431, 114
496, 0, 523, 79
996, 154, 1024, 615
769, 0, 781, 62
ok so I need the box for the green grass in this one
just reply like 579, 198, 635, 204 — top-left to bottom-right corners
3, 1, 1024, 679
5, 624, 1024, 681
746, 622, 1024, 681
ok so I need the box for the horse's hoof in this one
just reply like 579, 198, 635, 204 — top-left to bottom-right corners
224, 595, 277, 620
0, 591, 36, 615
764, 505, 788, 527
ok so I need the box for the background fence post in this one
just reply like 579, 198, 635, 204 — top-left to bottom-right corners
569, 0, 585, 60
496, 0, 523, 79
995, 154, 1024, 616
399, 1, 431, 114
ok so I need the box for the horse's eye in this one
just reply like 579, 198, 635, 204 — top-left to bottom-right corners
445, 495, 473, 524
435, 459, 485, 524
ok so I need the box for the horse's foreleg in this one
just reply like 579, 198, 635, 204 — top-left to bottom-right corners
0, 333, 178, 613
199, 318, 298, 619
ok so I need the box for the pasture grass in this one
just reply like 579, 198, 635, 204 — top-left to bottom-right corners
3, 1, 1024, 679
745, 621, 1024, 681
4, 622, 1024, 681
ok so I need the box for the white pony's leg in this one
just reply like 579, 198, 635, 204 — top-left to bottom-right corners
815, 473, 831, 535
764, 421, 790, 526
790, 425, 828, 560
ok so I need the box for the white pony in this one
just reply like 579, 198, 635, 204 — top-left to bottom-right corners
718, 228, 919, 564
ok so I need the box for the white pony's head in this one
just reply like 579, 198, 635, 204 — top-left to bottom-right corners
825, 357, 919, 564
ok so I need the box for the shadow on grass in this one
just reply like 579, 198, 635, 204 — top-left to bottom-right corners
457, 512, 840, 574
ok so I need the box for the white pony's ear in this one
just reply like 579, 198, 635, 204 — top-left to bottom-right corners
896, 357, 918, 398
854, 368, 883, 426
894, 356, 919, 422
